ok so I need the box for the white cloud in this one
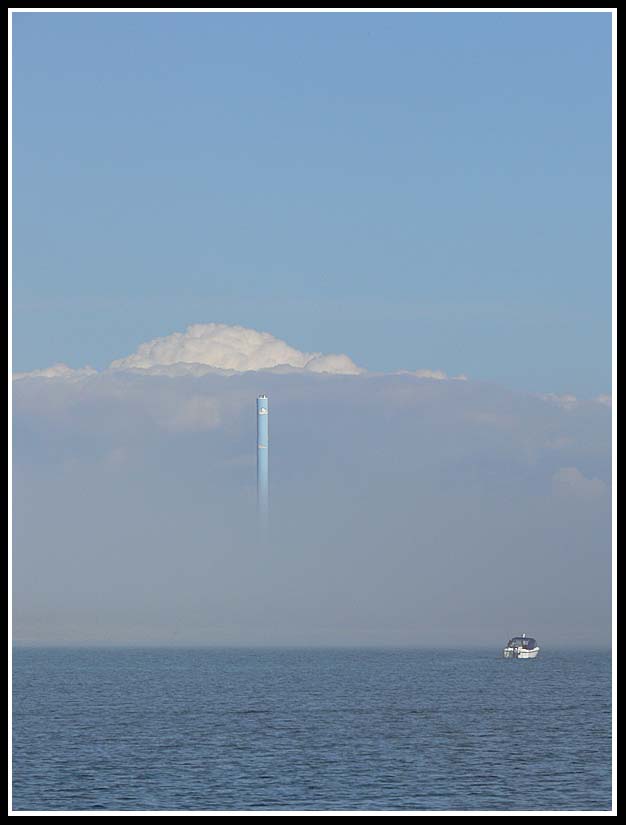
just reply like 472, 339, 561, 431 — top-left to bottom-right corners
396, 369, 468, 381
594, 394, 612, 407
538, 393, 612, 412
109, 323, 363, 375
538, 393, 580, 411
552, 467, 607, 499
11, 323, 472, 383
411, 369, 449, 380
13, 363, 97, 382
304, 353, 364, 375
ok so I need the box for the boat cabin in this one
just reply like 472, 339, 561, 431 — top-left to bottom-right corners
507, 636, 537, 650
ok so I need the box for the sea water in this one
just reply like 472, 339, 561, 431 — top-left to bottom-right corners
12, 647, 612, 811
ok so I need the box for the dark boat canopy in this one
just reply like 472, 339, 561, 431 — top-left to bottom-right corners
507, 636, 537, 649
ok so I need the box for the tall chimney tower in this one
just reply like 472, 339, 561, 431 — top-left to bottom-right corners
257, 395, 269, 525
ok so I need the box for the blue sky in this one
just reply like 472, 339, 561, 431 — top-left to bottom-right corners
12, 11, 612, 395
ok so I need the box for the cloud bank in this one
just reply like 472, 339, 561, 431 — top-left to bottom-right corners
12, 323, 612, 648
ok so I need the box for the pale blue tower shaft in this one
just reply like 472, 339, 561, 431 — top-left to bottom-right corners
257, 395, 269, 524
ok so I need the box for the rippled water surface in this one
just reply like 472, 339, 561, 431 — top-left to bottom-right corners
12, 647, 612, 811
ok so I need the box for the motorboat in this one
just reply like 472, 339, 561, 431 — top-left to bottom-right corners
503, 633, 540, 658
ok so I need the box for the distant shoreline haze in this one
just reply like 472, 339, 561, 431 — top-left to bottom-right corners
13, 338, 611, 650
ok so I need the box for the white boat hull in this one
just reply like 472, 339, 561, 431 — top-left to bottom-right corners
503, 646, 540, 659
